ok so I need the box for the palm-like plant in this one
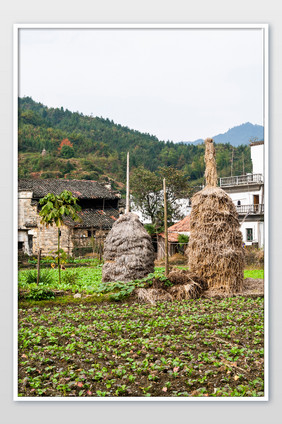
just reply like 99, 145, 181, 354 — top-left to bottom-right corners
39, 190, 81, 284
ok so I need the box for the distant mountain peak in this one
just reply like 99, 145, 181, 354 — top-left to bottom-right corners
180, 122, 264, 147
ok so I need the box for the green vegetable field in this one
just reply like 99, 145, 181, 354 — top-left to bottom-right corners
17, 265, 264, 398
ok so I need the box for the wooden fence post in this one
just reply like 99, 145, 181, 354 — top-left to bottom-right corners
163, 178, 169, 277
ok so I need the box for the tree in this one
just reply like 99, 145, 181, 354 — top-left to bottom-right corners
158, 166, 191, 218
60, 144, 75, 158
130, 166, 191, 230
130, 167, 162, 225
58, 138, 74, 154
39, 190, 81, 284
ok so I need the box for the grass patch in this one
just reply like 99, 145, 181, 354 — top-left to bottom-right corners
18, 266, 264, 303
244, 270, 264, 279
19, 265, 103, 295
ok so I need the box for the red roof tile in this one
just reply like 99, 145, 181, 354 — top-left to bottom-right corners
159, 215, 190, 242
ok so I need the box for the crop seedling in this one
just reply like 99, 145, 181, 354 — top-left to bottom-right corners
18, 289, 264, 398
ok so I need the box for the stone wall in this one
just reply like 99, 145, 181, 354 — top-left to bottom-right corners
18, 191, 38, 229
18, 190, 109, 256
34, 224, 74, 256
18, 190, 74, 256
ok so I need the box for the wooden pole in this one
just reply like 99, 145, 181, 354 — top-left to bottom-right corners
58, 228, 61, 284
126, 151, 130, 214
99, 224, 103, 263
163, 178, 169, 277
91, 227, 95, 257
231, 147, 234, 177
242, 153, 245, 175
36, 248, 41, 286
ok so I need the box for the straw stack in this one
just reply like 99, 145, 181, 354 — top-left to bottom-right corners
102, 212, 155, 282
186, 138, 244, 294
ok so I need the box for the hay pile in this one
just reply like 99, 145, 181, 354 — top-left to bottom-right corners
186, 138, 245, 294
167, 268, 208, 300
102, 212, 155, 282
135, 288, 173, 304
135, 268, 208, 304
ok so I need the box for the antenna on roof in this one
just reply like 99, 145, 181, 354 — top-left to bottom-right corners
126, 152, 130, 214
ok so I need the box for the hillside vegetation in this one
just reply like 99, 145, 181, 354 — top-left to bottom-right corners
18, 97, 252, 189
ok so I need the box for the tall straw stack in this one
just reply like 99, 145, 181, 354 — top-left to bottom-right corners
187, 138, 244, 294
102, 212, 155, 282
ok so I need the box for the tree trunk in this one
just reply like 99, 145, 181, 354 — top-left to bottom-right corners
36, 248, 41, 286
58, 228, 61, 284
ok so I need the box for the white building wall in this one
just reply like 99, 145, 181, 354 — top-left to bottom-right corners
258, 221, 264, 248
130, 196, 191, 225
251, 143, 264, 175
228, 188, 263, 206
240, 221, 263, 247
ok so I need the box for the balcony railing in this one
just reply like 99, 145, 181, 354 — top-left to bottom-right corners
236, 204, 264, 214
220, 173, 263, 187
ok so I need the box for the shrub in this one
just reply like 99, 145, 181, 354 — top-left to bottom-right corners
23, 269, 54, 285
144, 224, 156, 236
72, 246, 93, 257
60, 145, 75, 158
25, 288, 55, 301
178, 234, 189, 245
62, 270, 78, 285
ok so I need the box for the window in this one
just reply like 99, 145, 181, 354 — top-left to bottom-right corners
28, 235, 33, 250
88, 230, 95, 237
237, 200, 241, 206
18, 241, 24, 251
246, 228, 253, 242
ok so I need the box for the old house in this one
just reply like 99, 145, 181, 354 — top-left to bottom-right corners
157, 215, 190, 260
18, 179, 121, 256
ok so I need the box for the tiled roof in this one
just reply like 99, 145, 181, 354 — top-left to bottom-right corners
159, 215, 190, 242
18, 179, 118, 200
250, 140, 264, 146
167, 215, 190, 233
64, 208, 119, 229
160, 232, 180, 243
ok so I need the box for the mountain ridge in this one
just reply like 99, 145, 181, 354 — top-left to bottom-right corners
180, 122, 264, 147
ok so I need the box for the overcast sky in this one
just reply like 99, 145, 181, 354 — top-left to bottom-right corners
18, 28, 264, 142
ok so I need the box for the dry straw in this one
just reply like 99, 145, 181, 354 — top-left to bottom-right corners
135, 268, 208, 304
166, 268, 208, 300
187, 138, 244, 294
102, 212, 155, 282
135, 288, 173, 304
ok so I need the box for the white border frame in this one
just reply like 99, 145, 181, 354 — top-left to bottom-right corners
13, 23, 269, 402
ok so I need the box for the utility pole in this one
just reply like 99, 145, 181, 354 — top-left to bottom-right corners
163, 178, 169, 277
231, 147, 234, 177
126, 152, 130, 214
242, 153, 245, 175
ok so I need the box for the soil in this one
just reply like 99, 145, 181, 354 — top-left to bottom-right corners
203, 278, 264, 299
18, 281, 264, 398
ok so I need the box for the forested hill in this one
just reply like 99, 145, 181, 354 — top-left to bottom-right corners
18, 96, 252, 187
